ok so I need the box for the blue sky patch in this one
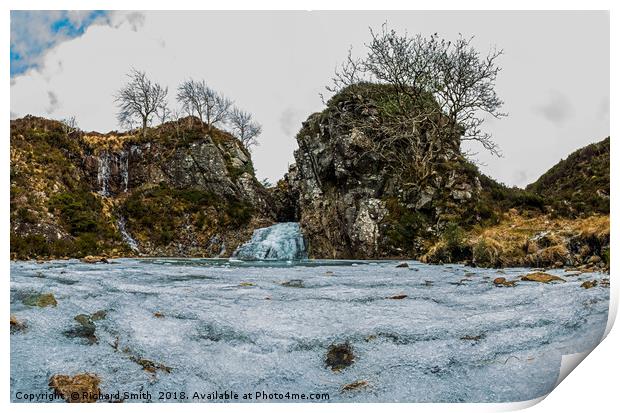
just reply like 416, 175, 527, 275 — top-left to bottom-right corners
10, 10, 109, 76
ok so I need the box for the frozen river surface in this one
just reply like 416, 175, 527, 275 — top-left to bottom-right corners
10, 258, 609, 403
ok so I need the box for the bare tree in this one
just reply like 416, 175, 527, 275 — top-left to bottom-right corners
326, 47, 366, 94
328, 24, 505, 156
433, 35, 505, 156
60, 115, 79, 135
165, 108, 184, 138
157, 103, 172, 124
177, 79, 206, 122
206, 89, 232, 130
176, 79, 233, 130
229, 107, 262, 150
115, 69, 168, 138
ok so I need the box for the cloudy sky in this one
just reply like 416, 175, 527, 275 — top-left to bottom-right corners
10, 11, 609, 187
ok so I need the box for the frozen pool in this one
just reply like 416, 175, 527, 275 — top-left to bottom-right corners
10, 258, 609, 402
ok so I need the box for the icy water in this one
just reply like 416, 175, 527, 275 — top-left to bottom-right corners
10, 259, 609, 403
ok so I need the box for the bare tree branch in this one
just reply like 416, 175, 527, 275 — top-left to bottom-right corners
177, 79, 233, 130
229, 106, 262, 150
327, 24, 506, 158
60, 115, 79, 135
115, 69, 168, 138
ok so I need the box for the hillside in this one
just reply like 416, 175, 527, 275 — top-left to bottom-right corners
422, 138, 610, 269
526, 137, 610, 216
283, 83, 609, 268
10, 94, 610, 270
10, 116, 275, 260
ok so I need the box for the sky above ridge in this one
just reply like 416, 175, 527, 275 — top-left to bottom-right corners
10, 10, 610, 187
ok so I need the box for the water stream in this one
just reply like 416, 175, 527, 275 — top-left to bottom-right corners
117, 216, 139, 252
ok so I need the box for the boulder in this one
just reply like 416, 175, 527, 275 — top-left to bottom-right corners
281, 279, 304, 288
22, 293, 57, 307
10, 315, 27, 334
325, 342, 355, 372
63, 314, 97, 344
91, 310, 107, 321
520, 272, 565, 283
80, 256, 109, 264
388, 294, 408, 299
288, 84, 482, 259
588, 255, 602, 265
49, 373, 101, 403
581, 280, 598, 289
493, 277, 516, 287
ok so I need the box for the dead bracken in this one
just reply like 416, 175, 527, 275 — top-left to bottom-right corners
325, 342, 355, 372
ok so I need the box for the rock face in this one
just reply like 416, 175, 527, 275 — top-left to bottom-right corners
82, 123, 272, 214
10, 116, 275, 259
285, 84, 482, 259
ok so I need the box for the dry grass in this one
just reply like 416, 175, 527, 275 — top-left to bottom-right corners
82, 134, 134, 152
422, 212, 609, 268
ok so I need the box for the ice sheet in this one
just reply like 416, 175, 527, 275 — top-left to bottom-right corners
10, 259, 609, 402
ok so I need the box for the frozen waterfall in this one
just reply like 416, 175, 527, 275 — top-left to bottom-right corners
117, 216, 139, 252
232, 222, 307, 260
97, 152, 111, 196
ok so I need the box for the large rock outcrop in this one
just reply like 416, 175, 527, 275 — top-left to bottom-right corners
285, 84, 483, 259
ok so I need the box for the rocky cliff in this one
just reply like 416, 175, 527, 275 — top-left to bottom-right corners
284, 83, 485, 259
10, 116, 275, 259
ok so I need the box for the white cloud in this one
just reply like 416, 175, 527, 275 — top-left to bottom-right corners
10, 11, 609, 186
46, 91, 59, 114
535, 90, 575, 126
10, 11, 111, 74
